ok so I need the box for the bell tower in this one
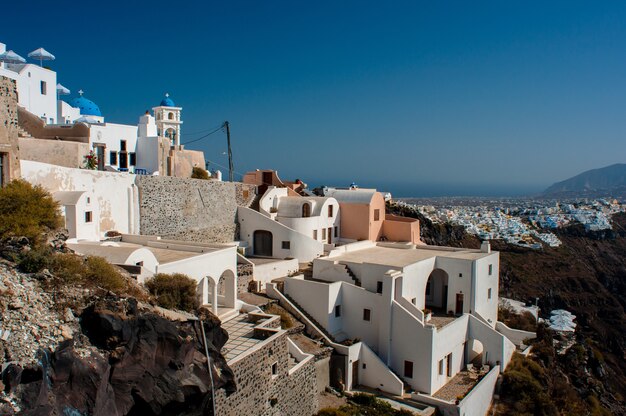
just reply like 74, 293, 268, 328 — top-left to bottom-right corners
153, 93, 182, 146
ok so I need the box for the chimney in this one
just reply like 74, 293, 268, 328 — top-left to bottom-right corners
480, 240, 491, 253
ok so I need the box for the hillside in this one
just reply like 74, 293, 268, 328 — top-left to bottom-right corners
544, 163, 626, 197
387, 203, 626, 414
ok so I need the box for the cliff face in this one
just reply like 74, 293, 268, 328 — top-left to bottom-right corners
0, 258, 236, 416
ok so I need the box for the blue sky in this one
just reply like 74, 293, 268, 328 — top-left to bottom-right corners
4, 1, 626, 196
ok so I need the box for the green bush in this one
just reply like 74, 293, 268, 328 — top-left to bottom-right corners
145, 273, 199, 312
17, 246, 52, 273
191, 167, 210, 180
0, 180, 63, 246
49, 253, 88, 284
84, 256, 127, 292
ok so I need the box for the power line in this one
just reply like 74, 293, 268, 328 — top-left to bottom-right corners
184, 124, 225, 136
181, 125, 224, 145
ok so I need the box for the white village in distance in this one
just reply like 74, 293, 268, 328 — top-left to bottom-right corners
1, 41, 574, 416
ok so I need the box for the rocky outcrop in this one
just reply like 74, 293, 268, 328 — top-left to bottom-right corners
1, 293, 235, 416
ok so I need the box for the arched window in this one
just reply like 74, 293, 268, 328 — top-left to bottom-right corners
168, 112, 174, 120
302, 203, 311, 218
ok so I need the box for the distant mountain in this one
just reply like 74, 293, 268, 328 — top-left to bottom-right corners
543, 163, 626, 197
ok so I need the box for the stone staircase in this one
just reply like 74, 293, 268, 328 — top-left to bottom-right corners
282, 292, 337, 343
342, 264, 361, 287
16, 126, 32, 138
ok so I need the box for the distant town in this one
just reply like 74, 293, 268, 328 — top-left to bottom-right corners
397, 197, 626, 249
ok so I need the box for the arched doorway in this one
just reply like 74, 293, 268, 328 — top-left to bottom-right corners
218, 270, 236, 308
425, 269, 449, 313
302, 203, 311, 218
253, 230, 273, 257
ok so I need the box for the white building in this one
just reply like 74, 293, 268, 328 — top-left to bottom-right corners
54, 191, 100, 241
0, 43, 58, 124
238, 186, 340, 261
281, 240, 515, 397
68, 235, 240, 320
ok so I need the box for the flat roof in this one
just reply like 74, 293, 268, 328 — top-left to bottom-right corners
330, 246, 491, 269
69, 241, 213, 264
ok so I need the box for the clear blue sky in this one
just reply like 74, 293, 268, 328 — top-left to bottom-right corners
4, 1, 626, 196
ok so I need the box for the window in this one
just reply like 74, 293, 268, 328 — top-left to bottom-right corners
40, 81, 47, 95
404, 361, 414, 378
302, 203, 311, 217
374, 209, 380, 221
488, 264, 493, 275
109, 151, 117, 165
459, 273, 463, 277
85, 211, 92, 223
168, 112, 174, 120
488, 288, 492, 299
322, 228, 326, 240
363, 309, 371, 321
313, 230, 318, 240
376, 281, 383, 294
119, 152, 128, 169
446, 354, 452, 377
271, 362, 278, 376
120, 140, 127, 151
129, 152, 136, 166
328, 205, 333, 217
334, 305, 341, 317
438, 359, 444, 375
334, 226, 338, 237
86, 197, 90, 204
362, 363, 367, 369
282, 241, 290, 249
411, 298, 416, 305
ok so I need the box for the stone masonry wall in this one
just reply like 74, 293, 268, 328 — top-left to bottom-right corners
214, 332, 318, 416
0, 76, 20, 181
135, 175, 256, 243
237, 263, 254, 294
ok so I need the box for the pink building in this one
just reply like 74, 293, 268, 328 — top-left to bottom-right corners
324, 188, 420, 244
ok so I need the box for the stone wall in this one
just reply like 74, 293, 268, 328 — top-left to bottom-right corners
237, 263, 254, 294
0, 76, 20, 182
135, 175, 256, 243
214, 332, 318, 416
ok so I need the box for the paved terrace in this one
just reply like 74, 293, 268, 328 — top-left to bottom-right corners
433, 368, 490, 402
329, 245, 490, 269
220, 314, 265, 362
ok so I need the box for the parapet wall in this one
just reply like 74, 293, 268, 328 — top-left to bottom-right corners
135, 175, 256, 243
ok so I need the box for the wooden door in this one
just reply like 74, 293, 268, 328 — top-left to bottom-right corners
253, 230, 273, 257
455, 293, 464, 315
327, 227, 332, 244
352, 360, 359, 388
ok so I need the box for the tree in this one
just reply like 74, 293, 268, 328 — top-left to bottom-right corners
0, 180, 62, 245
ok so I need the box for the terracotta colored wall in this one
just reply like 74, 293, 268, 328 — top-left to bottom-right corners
18, 107, 89, 142
382, 214, 421, 244
19, 137, 89, 168
338, 203, 370, 241
369, 192, 386, 241
168, 148, 206, 178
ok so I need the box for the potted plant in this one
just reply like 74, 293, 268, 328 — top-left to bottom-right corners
422, 308, 432, 321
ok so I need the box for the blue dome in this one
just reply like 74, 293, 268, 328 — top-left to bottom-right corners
68, 96, 102, 117
160, 96, 176, 107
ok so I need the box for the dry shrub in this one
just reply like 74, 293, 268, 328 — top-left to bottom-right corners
0, 180, 62, 246
191, 167, 210, 180
145, 273, 199, 312
498, 305, 537, 332
264, 303, 295, 329
83, 256, 127, 292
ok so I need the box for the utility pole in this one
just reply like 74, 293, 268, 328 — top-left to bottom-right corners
224, 121, 234, 182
